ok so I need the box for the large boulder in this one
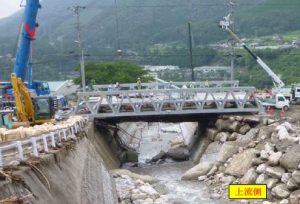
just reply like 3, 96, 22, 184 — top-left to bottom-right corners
243, 116, 260, 124
236, 128, 259, 147
240, 168, 258, 184
200, 141, 222, 163
206, 128, 218, 141
271, 184, 290, 199
256, 174, 268, 184
214, 132, 229, 142
181, 161, 214, 180
167, 147, 189, 161
289, 189, 300, 204
287, 178, 300, 191
280, 144, 300, 171
256, 163, 268, 174
149, 151, 166, 163
266, 178, 279, 189
229, 121, 241, 132
281, 173, 292, 184
239, 124, 251, 135
266, 166, 286, 179
216, 141, 238, 164
291, 171, 300, 185
275, 139, 297, 153
268, 152, 283, 166
225, 148, 256, 177
257, 126, 273, 141
215, 119, 231, 131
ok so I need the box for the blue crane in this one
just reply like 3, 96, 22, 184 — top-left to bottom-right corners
13, 0, 50, 96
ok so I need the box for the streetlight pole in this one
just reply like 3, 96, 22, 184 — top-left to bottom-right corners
70, 5, 86, 92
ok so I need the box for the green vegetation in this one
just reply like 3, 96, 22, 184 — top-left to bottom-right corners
73, 61, 153, 85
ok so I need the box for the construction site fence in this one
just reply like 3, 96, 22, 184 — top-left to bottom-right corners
0, 118, 88, 167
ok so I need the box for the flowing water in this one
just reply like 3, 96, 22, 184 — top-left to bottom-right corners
124, 122, 236, 204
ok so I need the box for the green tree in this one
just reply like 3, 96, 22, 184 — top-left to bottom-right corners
74, 61, 153, 85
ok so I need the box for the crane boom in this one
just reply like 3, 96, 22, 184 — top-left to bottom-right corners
13, 0, 40, 81
219, 16, 285, 89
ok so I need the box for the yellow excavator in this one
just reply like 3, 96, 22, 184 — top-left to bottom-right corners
11, 74, 55, 125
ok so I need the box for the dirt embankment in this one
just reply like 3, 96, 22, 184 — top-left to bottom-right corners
0, 124, 120, 204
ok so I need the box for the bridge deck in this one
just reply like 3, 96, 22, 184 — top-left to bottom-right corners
76, 84, 262, 119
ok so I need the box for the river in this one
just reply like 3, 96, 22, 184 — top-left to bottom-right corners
123, 122, 236, 204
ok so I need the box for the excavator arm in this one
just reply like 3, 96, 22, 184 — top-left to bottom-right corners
11, 73, 35, 122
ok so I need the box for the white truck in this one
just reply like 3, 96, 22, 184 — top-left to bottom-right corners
261, 94, 290, 111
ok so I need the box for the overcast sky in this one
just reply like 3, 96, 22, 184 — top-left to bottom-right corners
0, 0, 22, 19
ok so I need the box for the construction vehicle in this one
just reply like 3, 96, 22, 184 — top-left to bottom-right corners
219, 14, 292, 100
10, 0, 55, 124
0, 110, 13, 128
261, 94, 290, 111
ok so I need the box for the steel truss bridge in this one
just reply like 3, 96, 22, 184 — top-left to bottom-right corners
75, 81, 262, 119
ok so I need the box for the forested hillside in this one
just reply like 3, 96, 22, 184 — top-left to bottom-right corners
0, 0, 300, 87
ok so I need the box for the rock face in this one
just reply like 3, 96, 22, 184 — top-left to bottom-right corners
289, 189, 300, 204
181, 161, 214, 180
280, 145, 300, 171
225, 148, 256, 176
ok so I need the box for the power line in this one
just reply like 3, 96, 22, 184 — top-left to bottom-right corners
85, 3, 300, 9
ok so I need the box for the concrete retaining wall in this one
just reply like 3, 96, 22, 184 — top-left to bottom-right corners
0, 124, 119, 204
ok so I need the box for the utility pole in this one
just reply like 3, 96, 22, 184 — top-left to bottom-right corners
188, 22, 195, 81
229, 1, 236, 81
114, 0, 122, 59
69, 5, 86, 92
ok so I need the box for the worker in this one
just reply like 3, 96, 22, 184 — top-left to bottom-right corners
168, 81, 173, 89
137, 77, 141, 90
205, 80, 209, 87
189, 82, 195, 89
115, 82, 120, 91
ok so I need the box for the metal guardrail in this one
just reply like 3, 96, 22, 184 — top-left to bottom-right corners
93, 81, 239, 92
0, 118, 87, 167
75, 86, 262, 119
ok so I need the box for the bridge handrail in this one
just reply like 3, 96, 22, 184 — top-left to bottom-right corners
0, 118, 87, 167
93, 80, 239, 91
79, 86, 255, 97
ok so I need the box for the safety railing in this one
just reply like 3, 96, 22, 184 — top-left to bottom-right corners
75, 86, 263, 118
0, 118, 87, 167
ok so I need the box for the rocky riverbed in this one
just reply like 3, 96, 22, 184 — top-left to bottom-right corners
113, 110, 300, 204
